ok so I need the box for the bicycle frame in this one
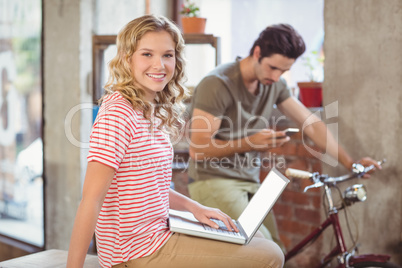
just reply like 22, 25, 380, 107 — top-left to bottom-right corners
285, 186, 391, 268
285, 212, 339, 265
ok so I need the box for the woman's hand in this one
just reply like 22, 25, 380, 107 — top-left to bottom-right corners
169, 189, 238, 232
190, 204, 239, 233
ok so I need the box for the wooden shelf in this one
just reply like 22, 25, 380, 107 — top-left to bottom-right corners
92, 33, 221, 103
183, 34, 221, 66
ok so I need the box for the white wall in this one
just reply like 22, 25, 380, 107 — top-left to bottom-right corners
186, 0, 324, 88
323, 0, 402, 264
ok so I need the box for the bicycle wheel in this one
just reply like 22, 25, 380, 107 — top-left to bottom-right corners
352, 261, 401, 268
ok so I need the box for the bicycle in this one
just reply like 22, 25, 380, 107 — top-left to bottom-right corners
284, 160, 400, 268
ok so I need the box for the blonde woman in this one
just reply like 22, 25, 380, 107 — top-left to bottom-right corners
67, 15, 284, 268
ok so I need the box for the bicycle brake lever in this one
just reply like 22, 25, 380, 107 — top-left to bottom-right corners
304, 182, 324, 192
362, 159, 386, 174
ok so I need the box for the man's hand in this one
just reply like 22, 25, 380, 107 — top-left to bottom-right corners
246, 129, 290, 151
356, 157, 383, 178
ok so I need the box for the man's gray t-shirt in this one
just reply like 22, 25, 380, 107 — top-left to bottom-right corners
188, 60, 291, 183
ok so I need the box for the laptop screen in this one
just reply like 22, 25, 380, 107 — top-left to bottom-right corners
237, 168, 289, 238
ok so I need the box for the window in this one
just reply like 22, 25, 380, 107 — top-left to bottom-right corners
0, 0, 43, 247
194, 0, 324, 87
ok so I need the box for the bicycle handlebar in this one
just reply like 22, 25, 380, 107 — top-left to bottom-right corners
285, 168, 312, 179
285, 159, 386, 191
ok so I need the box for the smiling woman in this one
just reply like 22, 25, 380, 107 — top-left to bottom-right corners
67, 14, 285, 268
129, 31, 176, 102
103, 16, 188, 138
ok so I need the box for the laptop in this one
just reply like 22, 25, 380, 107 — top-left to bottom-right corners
169, 168, 289, 245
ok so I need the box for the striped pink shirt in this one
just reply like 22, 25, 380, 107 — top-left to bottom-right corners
88, 92, 173, 268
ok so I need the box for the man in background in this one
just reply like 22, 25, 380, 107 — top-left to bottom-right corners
187, 24, 380, 251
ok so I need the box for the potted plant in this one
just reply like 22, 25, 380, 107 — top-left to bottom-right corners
298, 50, 324, 107
180, 0, 206, 34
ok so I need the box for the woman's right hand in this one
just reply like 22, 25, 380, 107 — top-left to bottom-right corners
190, 204, 239, 233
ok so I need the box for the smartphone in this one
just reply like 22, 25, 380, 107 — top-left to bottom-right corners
284, 128, 300, 136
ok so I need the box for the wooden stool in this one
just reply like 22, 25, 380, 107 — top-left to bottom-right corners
0, 249, 100, 268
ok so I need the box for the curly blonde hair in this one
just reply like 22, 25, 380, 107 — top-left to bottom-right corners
104, 14, 189, 137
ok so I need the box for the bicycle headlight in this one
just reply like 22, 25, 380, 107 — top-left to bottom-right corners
343, 184, 367, 205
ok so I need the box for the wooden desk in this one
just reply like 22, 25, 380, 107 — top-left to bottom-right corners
0, 249, 100, 268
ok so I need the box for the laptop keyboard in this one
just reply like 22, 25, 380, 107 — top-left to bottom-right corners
202, 219, 242, 237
